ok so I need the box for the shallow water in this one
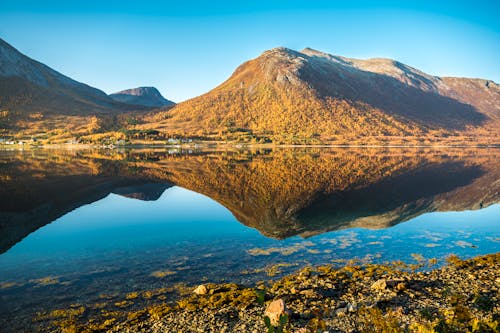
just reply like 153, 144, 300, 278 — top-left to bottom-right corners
0, 147, 498, 330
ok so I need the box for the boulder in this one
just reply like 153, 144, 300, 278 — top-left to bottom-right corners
265, 299, 286, 326
193, 284, 208, 295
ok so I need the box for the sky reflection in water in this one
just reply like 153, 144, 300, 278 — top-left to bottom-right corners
1, 186, 498, 287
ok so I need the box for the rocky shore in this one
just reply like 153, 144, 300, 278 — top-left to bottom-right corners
40, 253, 499, 332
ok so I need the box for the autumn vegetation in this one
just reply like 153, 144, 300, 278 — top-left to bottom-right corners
133, 48, 500, 145
2, 48, 499, 146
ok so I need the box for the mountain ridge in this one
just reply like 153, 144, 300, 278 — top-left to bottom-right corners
0, 38, 168, 143
143, 46, 499, 143
1, 40, 498, 144
0, 38, 135, 116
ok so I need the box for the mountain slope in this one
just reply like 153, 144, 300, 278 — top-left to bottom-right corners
144, 47, 500, 143
110, 87, 174, 107
0, 38, 140, 118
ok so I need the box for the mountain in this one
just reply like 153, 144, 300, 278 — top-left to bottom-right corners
2, 40, 497, 144
0, 38, 143, 118
110, 87, 174, 107
143, 47, 500, 143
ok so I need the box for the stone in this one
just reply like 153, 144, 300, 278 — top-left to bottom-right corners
193, 285, 208, 295
396, 282, 406, 291
347, 302, 357, 312
387, 279, 405, 288
335, 307, 348, 316
371, 279, 387, 291
264, 299, 286, 327
299, 289, 316, 297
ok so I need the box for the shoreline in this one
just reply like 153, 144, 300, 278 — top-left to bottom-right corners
35, 253, 499, 333
0, 142, 499, 150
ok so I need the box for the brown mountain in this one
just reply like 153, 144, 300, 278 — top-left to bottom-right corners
143, 47, 500, 143
0, 38, 159, 139
0, 38, 144, 117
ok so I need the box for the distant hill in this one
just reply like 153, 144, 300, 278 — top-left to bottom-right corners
110, 87, 174, 108
0, 38, 142, 118
143, 47, 500, 143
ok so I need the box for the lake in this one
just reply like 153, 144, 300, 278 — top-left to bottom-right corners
0, 147, 499, 331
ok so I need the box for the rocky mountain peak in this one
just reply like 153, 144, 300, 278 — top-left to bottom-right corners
110, 86, 174, 108
114, 86, 162, 97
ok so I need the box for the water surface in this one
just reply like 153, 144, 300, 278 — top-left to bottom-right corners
0, 148, 498, 330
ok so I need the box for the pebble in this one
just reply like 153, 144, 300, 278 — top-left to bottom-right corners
371, 278, 387, 291
335, 307, 348, 316
347, 302, 357, 312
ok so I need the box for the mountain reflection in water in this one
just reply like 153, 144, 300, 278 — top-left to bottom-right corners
0, 147, 498, 253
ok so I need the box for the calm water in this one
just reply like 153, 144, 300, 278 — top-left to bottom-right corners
0, 148, 499, 330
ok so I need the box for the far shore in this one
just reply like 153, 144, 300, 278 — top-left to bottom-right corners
1, 142, 499, 151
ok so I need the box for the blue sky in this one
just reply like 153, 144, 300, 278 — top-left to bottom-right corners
1, 1, 499, 102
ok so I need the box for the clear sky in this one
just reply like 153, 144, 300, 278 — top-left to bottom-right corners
1, 0, 499, 102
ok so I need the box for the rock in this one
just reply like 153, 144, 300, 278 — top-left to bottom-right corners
335, 307, 348, 316
371, 279, 387, 291
264, 299, 286, 326
396, 282, 406, 291
299, 289, 316, 297
299, 269, 311, 279
299, 311, 313, 320
193, 285, 208, 295
387, 279, 405, 288
347, 302, 357, 312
